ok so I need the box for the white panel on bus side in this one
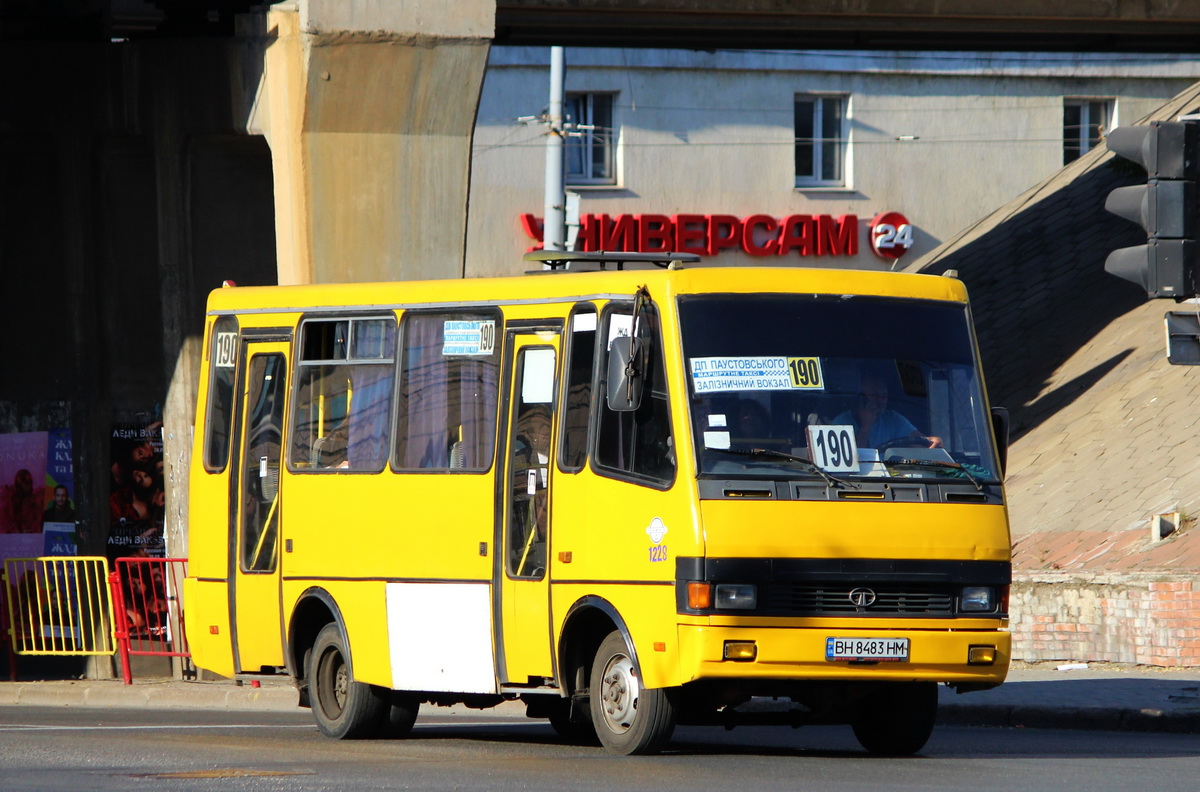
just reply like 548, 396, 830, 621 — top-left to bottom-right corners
385, 582, 497, 694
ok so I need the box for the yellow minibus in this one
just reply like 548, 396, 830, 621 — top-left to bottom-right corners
184, 252, 1011, 755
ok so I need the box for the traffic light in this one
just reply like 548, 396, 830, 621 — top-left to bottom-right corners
1104, 120, 1198, 299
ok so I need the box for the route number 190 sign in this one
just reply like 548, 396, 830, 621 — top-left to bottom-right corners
806, 424, 860, 472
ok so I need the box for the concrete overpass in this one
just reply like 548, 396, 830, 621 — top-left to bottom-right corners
495, 0, 1200, 52
5, 0, 1200, 586
15, 1, 1200, 51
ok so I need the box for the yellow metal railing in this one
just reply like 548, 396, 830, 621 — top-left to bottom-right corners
2, 556, 116, 656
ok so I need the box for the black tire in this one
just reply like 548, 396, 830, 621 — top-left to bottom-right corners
546, 697, 599, 745
308, 623, 388, 739
851, 682, 938, 756
589, 631, 677, 755
378, 691, 421, 739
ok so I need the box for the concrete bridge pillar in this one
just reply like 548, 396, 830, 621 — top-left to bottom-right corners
161, 2, 493, 570
246, 0, 495, 284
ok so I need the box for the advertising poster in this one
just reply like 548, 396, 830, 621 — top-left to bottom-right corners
0, 432, 52, 643
108, 420, 166, 560
42, 427, 76, 556
0, 431, 47, 536
0, 429, 80, 649
0, 432, 51, 568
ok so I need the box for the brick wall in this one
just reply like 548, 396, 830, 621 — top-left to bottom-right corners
1011, 574, 1200, 667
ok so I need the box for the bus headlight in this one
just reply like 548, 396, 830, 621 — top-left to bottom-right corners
961, 586, 995, 612
715, 584, 757, 610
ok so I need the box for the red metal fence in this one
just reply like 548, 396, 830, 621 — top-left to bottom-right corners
108, 557, 191, 685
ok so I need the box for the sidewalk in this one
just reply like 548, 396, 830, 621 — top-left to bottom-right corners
1, 662, 1198, 733
937, 661, 1200, 733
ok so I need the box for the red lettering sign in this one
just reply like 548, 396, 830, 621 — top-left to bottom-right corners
742, 215, 779, 256
706, 214, 742, 256
601, 214, 637, 251
818, 214, 858, 256
519, 212, 903, 259
638, 214, 673, 252
673, 214, 708, 256
778, 215, 814, 256
520, 214, 543, 253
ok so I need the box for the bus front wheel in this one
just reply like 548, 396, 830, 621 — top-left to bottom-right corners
589, 631, 677, 755
309, 623, 388, 739
850, 682, 938, 756
546, 697, 598, 745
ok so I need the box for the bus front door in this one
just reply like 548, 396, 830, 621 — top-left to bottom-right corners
230, 339, 288, 674
497, 330, 560, 686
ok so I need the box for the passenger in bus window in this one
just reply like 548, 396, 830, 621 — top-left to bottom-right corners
834, 375, 942, 449
732, 399, 771, 443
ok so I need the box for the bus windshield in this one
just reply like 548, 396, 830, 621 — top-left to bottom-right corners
678, 293, 1000, 485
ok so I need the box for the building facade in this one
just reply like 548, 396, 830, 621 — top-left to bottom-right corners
467, 47, 1200, 275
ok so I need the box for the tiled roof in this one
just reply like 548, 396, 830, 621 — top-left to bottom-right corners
906, 81, 1200, 572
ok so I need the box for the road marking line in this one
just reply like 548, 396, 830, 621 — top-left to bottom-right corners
0, 724, 314, 732
0, 720, 539, 733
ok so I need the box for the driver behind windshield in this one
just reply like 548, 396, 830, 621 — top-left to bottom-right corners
833, 374, 942, 450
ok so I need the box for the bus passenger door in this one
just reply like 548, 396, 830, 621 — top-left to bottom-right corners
497, 330, 560, 686
230, 340, 289, 674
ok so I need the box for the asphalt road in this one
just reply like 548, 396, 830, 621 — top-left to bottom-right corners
2, 706, 1199, 792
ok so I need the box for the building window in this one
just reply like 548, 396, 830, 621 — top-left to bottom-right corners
565, 92, 615, 185
795, 95, 848, 188
1064, 99, 1112, 165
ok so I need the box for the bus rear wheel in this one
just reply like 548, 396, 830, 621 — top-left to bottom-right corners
850, 682, 938, 756
309, 623, 388, 739
379, 691, 421, 739
589, 631, 676, 755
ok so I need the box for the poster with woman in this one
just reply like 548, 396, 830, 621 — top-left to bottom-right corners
108, 420, 166, 560
0, 431, 49, 569
0, 432, 47, 535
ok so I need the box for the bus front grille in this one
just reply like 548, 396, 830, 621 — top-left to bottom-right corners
761, 584, 956, 616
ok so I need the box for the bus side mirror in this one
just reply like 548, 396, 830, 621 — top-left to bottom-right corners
990, 406, 1010, 478
606, 336, 644, 412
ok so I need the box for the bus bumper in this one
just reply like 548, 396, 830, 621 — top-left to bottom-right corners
676, 624, 1010, 686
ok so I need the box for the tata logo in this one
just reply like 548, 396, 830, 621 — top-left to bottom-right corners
848, 587, 878, 608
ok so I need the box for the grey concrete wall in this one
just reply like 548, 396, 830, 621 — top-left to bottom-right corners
0, 39, 278, 559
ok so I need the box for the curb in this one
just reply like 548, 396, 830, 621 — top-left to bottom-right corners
938, 702, 1200, 734
0, 680, 298, 712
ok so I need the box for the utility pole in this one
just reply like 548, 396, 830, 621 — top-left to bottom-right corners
543, 46, 566, 255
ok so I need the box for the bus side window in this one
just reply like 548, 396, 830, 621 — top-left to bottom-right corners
594, 305, 675, 486
394, 310, 501, 472
560, 305, 597, 472
204, 315, 239, 473
290, 316, 395, 472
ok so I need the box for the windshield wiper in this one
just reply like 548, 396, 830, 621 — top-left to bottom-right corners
881, 457, 984, 491
708, 447, 858, 489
